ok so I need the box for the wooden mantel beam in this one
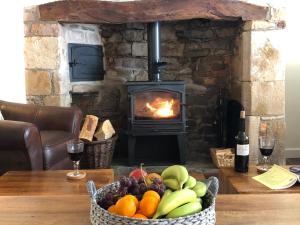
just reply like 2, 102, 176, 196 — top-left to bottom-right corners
38, 0, 269, 24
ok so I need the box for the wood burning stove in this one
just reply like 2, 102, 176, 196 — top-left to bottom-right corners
126, 22, 187, 165
127, 81, 186, 134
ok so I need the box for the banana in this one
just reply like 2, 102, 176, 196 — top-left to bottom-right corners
197, 197, 203, 205
192, 181, 207, 197
152, 188, 197, 219
163, 178, 180, 190
183, 176, 197, 189
166, 201, 202, 218
159, 189, 173, 205
161, 165, 189, 189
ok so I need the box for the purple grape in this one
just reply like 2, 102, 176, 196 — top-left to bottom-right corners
99, 199, 109, 209
119, 176, 127, 186
157, 183, 166, 196
158, 188, 164, 196
130, 177, 139, 187
153, 178, 162, 184
120, 176, 132, 187
150, 183, 160, 192
105, 193, 114, 201
97, 200, 102, 207
138, 177, 145, 184
131, 187, 140, 195
125, 177, 131, 187
139, 183, 147, 194
127, 179, 132, 188
119, 187, 128, 196
136, 194, 143, 201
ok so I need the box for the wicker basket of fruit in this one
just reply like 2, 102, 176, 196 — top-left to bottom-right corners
86, 165, 219, 225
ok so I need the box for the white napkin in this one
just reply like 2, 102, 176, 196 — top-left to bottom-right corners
0, 110, 4, 120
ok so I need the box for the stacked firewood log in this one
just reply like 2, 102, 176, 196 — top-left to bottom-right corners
79, 115, 115, 142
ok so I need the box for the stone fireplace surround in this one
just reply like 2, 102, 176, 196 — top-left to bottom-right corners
24, 0, 286, 165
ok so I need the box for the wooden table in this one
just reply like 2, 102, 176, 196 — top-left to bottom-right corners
0, 169, 114, 196
220, 166, 300, 194
216, 194, 300, 225
1, 194, 300, 225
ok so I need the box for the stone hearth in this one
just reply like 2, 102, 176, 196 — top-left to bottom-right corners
23, 0, 286, 166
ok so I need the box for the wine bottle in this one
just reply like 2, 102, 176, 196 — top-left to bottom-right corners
234, 109, 249, 173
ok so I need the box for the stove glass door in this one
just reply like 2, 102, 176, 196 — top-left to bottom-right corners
134, 91, 181, 120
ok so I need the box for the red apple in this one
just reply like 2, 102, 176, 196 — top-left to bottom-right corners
129, 167, 147, 180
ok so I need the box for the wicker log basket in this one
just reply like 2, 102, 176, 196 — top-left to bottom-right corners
82, 134, 118, 169
87, 177, 219, 225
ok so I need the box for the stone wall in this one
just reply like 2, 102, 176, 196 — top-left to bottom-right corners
24, 4, 286, 165
82, 20, 240, 161
24, 6, 61, 106
24, 12, 241, 161
24, 6, 104, 106
232, 20, 286, 164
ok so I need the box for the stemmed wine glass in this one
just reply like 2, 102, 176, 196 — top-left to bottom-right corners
257, 118, 275, 173
66, 139, 86, 179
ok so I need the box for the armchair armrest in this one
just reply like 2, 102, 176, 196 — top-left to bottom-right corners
0, 120, 43, 170
35, 105, 83, 136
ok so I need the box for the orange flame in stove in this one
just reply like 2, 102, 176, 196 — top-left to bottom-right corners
146, 98, 175, 118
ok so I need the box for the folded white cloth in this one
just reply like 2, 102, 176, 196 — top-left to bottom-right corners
0, 110, 4, 120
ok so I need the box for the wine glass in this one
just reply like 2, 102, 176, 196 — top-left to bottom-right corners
66, 139, 86, 179
258, 136, 275, 172
257, 118, 275, 173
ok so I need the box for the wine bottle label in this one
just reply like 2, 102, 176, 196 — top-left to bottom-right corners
236, 144, 249, 156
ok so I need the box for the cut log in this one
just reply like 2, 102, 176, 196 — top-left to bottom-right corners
94, 119, 115, 141
38, 0, 269, 24
79, 115, 99, 142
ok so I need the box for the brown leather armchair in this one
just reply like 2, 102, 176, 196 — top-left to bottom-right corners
0, 100, 83, 175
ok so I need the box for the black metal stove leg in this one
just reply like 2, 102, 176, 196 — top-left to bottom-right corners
177, 134, 186, 164
128, 135, 136, 166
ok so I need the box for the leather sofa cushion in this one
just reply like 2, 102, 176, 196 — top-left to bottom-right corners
0, 149, 32, 174
40, 130, 75, 170
0, 101, 37, 123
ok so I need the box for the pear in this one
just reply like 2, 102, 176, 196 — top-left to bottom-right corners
145, 173, 162, 186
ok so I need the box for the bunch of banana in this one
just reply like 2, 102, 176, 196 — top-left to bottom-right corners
192, 181, 207, 197
166, 200, 202, 218
161, 165, 189, 190
152, 188, 197, 219
154, 165, 209, 219
184, 175, 197, 189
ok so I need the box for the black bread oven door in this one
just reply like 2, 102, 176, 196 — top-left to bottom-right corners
127, 81, 186, 135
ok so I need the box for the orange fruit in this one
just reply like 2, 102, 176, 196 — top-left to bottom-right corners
132, 213, 148, 219
107, 205, 116, 214
143, 190, 160, 201
138, 196, 159, 218
115, 196, 137, 217
124, 194, 139, 208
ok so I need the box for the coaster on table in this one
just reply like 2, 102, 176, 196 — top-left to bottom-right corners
67, 171, 86, 180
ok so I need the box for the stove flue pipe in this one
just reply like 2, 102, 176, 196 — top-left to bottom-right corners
147, 21, 165, 82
